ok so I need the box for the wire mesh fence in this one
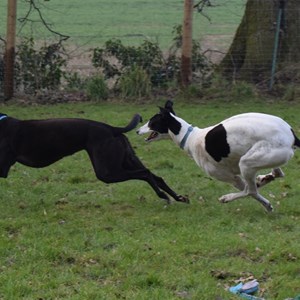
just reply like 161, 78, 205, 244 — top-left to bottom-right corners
1, 0, 299, 99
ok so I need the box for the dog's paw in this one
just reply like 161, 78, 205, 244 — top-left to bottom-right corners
177, 195, 190, 204
219, 194, 235, 203
264, 203, 274, 212
256, 174, 274, 188
219, 195, 228, 203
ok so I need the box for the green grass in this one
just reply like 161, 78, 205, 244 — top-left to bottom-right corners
0, 0, 246, 48
0, 99, 300, 299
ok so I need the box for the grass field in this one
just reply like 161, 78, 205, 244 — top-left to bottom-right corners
0, 99, 300, 299
0, 0, 246, 48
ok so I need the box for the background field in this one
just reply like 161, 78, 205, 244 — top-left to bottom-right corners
0, 99, 300, 299
0, 0, 246, 47
1, 1, 300, 299
0, 0, 247, 70
0, 0, 248, 89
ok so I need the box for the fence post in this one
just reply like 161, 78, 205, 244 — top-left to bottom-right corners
181, 0, 193, 87
4, 0, 17, 100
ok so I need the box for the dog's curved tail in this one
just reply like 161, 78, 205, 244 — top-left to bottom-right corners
292, 129, 300, 148
113, 114, 142, 135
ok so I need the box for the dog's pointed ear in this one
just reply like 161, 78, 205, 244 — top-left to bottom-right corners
164, 100, 176, 115
158, 106, 164, 113
164, 100, 173, 109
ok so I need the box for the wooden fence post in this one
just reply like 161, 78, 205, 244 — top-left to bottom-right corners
181, 0, 193, 87
4, 0, 17, 100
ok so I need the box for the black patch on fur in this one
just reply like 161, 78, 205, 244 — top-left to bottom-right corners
205, 124, 230, 162
168, 115, 181, 135
148, 113, 169, 134
149, 109, 181, 135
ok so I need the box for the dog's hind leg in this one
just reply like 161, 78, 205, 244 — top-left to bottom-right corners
220, 144, 286, 211
220, 142, 295, 211
219, 174, 273, 212
256, 167, 284, 188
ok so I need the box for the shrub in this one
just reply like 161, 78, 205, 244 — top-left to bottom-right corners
16, 37, 66, 93
119, 66, 151, 99
92, 39, 167, 87
91, 25, 213, 91
85, 75, 109, 101
231, 81, 256, 98
64, 72, 86, 91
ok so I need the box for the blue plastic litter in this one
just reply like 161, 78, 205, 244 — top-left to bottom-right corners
229, 280, 265, 300
240, 280, 259, 294
229, 282, 244, 294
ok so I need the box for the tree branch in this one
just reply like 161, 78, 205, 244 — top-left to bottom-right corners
193, 0, 220, 22
18, 0, 69, 43
194, 0, 213, 12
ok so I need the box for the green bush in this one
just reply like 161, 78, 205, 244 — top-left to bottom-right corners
231, 81, 256, 98
92, 39, 166, 86
91, 25, 213, 91
64, 72, 86, 91
85, 75, 109, 101
119, 66, 151, 100
16, 37, 66, 93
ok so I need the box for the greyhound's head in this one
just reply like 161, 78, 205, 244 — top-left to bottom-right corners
137, 100, 182, 142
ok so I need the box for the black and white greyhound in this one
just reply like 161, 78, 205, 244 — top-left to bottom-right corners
137, 100, 300, 211
0, 112, 188, 204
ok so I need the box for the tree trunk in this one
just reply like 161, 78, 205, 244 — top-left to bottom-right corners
219, 0, 300, 85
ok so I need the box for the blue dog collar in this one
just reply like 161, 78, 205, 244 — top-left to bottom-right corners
0, 114, 7, 121
180, 126, 193, 149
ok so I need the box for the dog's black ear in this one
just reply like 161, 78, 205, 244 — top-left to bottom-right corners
158, 106, 166, 113
164, 100, 176, 115
165, 100, 173, 109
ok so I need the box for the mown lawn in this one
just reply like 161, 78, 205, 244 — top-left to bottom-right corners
0, 99, 299, 299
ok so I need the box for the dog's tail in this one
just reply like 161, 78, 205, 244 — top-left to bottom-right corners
292, 130, 300, 148
292, 129, 300, 148
113, 114, 142, 135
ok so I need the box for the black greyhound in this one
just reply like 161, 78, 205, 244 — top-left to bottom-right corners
0, 113, 189, 203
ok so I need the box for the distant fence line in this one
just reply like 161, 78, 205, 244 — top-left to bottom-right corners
0, 0, 249, 98
2, 1, 300, 98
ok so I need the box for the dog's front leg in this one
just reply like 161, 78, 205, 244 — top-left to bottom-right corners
0, 151, 16, 178
151, 173, 189, 203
